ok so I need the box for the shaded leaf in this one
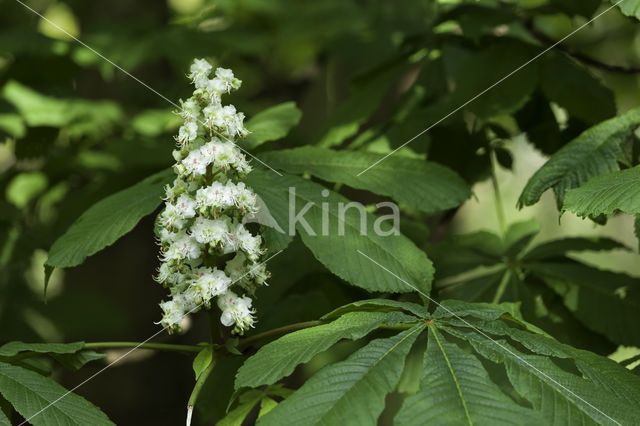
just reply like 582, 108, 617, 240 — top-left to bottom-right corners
244, 102, 302, 150
247, 170, 434, 294
563, 165, 640, 217
0, 342, 83, 358
0, 362, 114, 425
518, 108, 640, 208
523, 237, 628, 261
236, 310, 418, 389
528, 261, 640, 346
395, 326, 541, 425
258, 325, 424, 426
46, 169, 173, 274
260, 146, 471, 213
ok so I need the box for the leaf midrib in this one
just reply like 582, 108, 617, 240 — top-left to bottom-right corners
430, 326, 474, 426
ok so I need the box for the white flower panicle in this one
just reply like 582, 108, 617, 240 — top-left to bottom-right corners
155, 58, 268, 335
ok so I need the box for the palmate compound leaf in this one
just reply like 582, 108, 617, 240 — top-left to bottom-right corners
246, 170, 434, 294
0, 362, 114, 426
522, 236, 629, 261
540, 53, 615, 125
247, 299, 640, 425
45, 169, 173, 286
475, 320, 640, 411
527, 260, 640, 346
259, 146, 471, 214
394, 326, 543, 426
257, 324, 425, 426
235, 310, 419, 389
447, 329, 637, 425
563, 165, 640, 218
431, 302, 640, 425
518, 107, 640, 209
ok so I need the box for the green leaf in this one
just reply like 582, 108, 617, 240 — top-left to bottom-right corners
528, 261, 640, 346
244, 102, 302, 150
395, 326, 541, 425
218, 389, 264, 426
540, 54, 615, 125
0, 342, 83, 358
563, 165, 640, 217
50, 351, 105, 371
518, 107, 640, 208
260, 146, 471, 213
46, 169, 173, 273
0, 362, 114, 425
321, 298, 428, 320
445, 38, 539, 119
504, 219, 540, 257
247, 170, 434, 294
486, 324, 640, 410
130, 108, 181, 137
192, 346, 214, 380
426, 231, 503, 279
0, 405, 9, 426
613, 0, 640, 20
258, 325, 424, 426
459, 331, 637, 425
219, 386, 293, 426
2, 80, 122, 138
552, 0, 601, 17
635, 215, 640, 250
235, 310, 418, 389
523, 237, 628, 261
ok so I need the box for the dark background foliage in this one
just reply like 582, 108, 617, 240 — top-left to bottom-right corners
1, 0, 640, 424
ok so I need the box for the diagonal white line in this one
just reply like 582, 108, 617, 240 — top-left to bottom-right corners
356, 249, 621, 426
19, 250, 283, 426
11, 0, 283, 176
357, 0, 626, 176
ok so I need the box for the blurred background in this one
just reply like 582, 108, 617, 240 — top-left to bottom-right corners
1, 0, 640, 424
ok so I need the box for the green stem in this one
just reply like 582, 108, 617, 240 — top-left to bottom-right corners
83, 342, 203, 353
492, 269, 512, 304
489, 148, 507, 237
187, 356, 216, 425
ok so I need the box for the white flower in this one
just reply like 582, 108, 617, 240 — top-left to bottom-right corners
190, 216, 229, 245
217, 290, 255, 331
233, 182, 258, 213
178, 99, 201, 122
234, 224, 262, 259
162, 234, 201, 262
205, 78, 227, 97
202, 104, 220, 130
155, 61, 266, 332
190, 267, 232, 303
215, 68, 241, 92
175, 194, 197, 219
155, 262, 185, 285
213, 141, 238, 169
199, 138, 221, 164
182, 149, 208, 176
177, 121, 198, 145
189, 58, 212, 89
159, 298, 188, 328
159, 203, 185, 230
